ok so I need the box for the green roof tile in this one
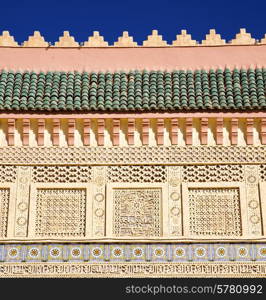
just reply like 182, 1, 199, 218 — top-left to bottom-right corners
0, 69, 264, 112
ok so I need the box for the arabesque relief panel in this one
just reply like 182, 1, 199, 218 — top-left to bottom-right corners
0, 161, 264, 242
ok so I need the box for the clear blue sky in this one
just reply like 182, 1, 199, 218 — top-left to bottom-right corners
0, 0, 265, 44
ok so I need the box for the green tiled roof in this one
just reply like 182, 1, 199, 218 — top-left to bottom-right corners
0, 68, 266, 112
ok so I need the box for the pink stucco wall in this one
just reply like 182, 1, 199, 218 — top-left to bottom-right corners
0, 45, 266, 72
1, 111, 266, 119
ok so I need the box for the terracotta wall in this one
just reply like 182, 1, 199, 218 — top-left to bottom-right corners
1, 45, 266, 72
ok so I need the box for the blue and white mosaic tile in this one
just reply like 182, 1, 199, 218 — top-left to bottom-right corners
2, 243, 266, 263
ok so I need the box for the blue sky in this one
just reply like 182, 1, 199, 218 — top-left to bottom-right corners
0, 0, 266, 44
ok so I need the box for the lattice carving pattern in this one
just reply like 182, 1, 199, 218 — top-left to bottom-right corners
0, 166, 17, 183
32, 166, 92, 183
188, 188, 242, 236
259, 165, 266, 181
107, 166, 167, 182
0, 189, 9, 237
182, 165, 244, 182
113, 189, 161, 237
35, 188, 86, 237
1, 146, 266, 165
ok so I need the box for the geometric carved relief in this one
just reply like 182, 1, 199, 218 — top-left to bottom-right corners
259, 164, 266, 181
259, 182, 266, 237
32, 166, 92, 183
0, 166, 17, 183
168, 166, 182, 236
91, 166, 106, 237
187, 187, 242, 237
0, 161, 265, 241
35, 188, 86, 237
0, 149, 266, 277
14, 166, 31, 237
2, 146, 266, 165
0, 188, 10, 237
182, 165, 244, 182
112, 188, 161, 237
244, 165, 262, 236
107, 165, 167, 183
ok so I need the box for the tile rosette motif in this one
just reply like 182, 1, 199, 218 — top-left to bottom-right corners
0, 243, 265, 277
0, 243, 266, 263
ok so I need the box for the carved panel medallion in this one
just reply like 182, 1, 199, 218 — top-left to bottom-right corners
113, 188, 161, 237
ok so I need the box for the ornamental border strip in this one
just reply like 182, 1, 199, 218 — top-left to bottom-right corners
1, 243, 266, 263
0, 146, 265, 165
0, 262, 265, 278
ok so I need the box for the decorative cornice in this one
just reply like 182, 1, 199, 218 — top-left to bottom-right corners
0, 116, 265, 147
1, 28, 263, 47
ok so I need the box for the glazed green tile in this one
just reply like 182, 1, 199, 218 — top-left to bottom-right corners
0, 69, 264, 112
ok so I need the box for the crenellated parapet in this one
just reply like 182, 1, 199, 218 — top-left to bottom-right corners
0, 28, 264, 47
